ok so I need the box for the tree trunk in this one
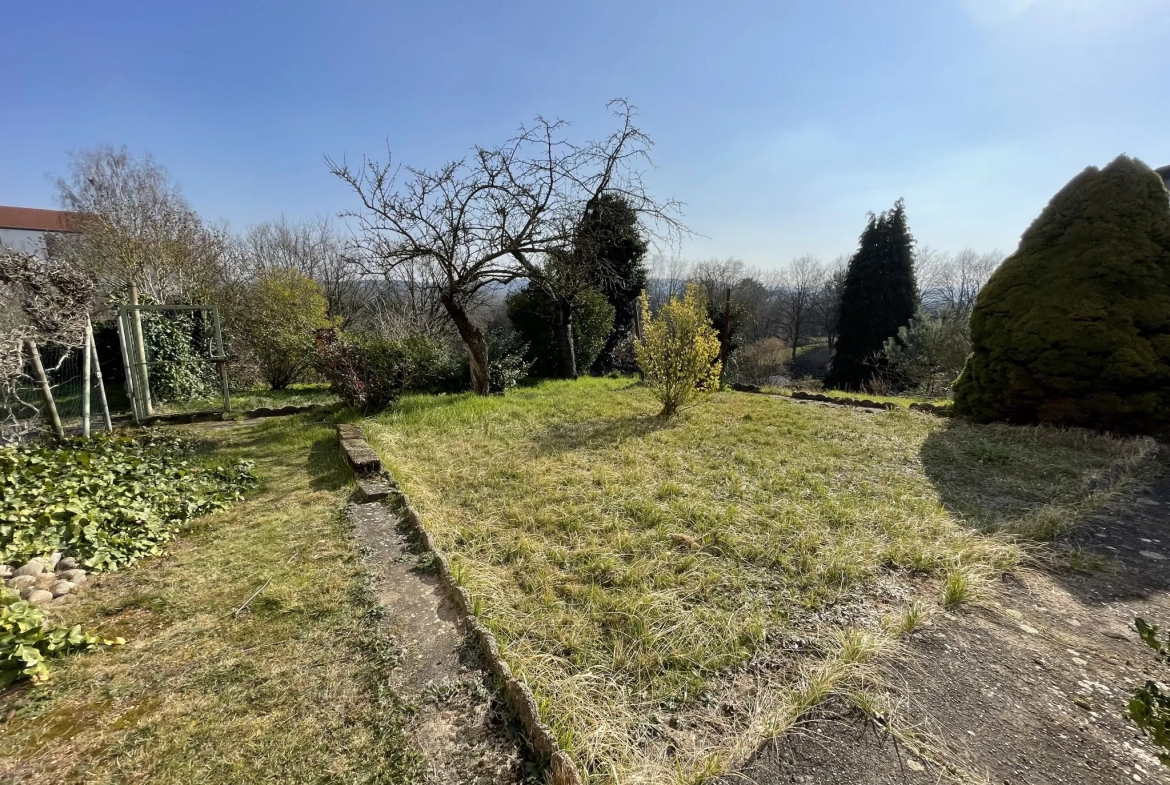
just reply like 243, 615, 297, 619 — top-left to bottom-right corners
552, 298, 578, 379
441, 294, 490, 395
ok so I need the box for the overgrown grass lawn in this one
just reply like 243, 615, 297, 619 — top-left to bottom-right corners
365, 377, 1157, 783
0, 416, 422, 784
156, 382, 339, 415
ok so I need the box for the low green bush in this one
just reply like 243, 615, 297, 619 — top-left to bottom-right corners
315, 331, 410, 413
0, 432, 256, 571
1, 588, 123, 686
397, 334, 466, 393
1129, 617, 1170, 766
485, 328, 531, 393
506, 284, 615, 377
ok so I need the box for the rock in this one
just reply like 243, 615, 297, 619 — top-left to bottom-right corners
19, 586, 38, 599
48, 552, 62, 570
1020, 624, 1040, 635
6, 575, 37, 591
55, 557, 79, 572
0, 565, 12, 579
13, 559, 46, 578
49, 580, 76, 598
59, 569, 88, 585
35, 573, 57, 590
1139, 550, 1165, 560
25, 590, 53, 607
356, 475, 395, 503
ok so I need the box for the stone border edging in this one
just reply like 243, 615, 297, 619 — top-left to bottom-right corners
243, 403, 325, 419
335, 425, 581, 785
729, 384, 952, 417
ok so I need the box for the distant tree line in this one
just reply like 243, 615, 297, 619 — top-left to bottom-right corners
46, 135, 1008, 410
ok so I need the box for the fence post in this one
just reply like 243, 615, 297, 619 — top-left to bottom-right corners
81, 323, 92, 438
116, 310, 140, 423
25, 339, 65, 440
129, 285, 154, 417
86, 317, 113, 432
211, 306, 231, 414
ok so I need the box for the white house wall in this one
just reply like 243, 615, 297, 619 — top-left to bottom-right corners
0, 227, 51, 256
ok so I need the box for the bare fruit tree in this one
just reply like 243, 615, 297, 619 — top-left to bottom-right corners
0, 251, 94, 436
329, 100, 684, 393
776, 255, 825, 361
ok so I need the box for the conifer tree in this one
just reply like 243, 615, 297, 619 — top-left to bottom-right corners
954, 155, 1170, 433
579, 194, 649, 372
825, 199, 919, 390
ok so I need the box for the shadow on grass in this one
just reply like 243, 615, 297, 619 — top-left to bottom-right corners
919, 418, 1170, 603
202, 416, 351, 493
532, 413, 677, 455
307, 436, 350, 491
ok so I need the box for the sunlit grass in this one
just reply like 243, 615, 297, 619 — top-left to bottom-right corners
155, 382, 339, 415
364, 377, 1156, 783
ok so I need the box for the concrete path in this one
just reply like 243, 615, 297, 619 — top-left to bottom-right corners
348, 500, 529, 785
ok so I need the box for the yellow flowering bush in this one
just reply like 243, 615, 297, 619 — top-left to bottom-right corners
635, 284, 721, 417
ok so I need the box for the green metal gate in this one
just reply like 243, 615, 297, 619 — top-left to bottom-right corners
116, 303, 232, 423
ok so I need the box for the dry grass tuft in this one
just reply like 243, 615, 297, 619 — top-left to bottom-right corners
365, 377, 1157, 783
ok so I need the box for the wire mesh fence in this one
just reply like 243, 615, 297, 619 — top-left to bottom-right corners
1, 338, 127, 442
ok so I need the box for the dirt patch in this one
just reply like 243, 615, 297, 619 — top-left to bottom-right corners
730, 476, 1170, 784
347, 501, 531, 785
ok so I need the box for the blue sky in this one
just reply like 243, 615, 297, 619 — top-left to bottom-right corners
3, 0, 1168, 267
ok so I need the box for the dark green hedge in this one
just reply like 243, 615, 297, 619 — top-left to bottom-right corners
953, 155, 1170, 434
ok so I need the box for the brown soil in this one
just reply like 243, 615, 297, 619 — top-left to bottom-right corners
728, 476, 1170, 784
348, 500, 532, 784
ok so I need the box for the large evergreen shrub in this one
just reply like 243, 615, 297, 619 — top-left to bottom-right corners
825, 199, 918, 390
577, 194, 649, 372
506, 285, 615, 377
953, 155, 1170, 433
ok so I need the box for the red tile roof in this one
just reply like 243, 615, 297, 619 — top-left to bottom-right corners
0, 205, 85, 233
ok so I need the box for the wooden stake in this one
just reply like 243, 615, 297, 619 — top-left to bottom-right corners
87, 318, 113, 432
26, 340, 65, 439
129, 284, 153, 417
81, 322, 92, 438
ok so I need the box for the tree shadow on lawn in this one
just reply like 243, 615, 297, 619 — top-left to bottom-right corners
918, 419, 1170, 604
306, 435, 351, 491
207, 417, 352, 493
531, 412, 680, 455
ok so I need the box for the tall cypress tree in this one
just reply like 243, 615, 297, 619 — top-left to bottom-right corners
578, 193, 649, 372
825, 199, 918, 390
